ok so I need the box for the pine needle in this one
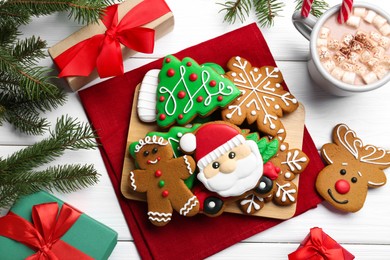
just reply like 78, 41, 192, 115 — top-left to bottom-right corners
218, 0, 252, 24
254, 0, 285, 28
294, 0, 329, 18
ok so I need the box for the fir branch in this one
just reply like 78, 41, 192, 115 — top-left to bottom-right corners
0, 165, 99, 208
218, 0, 252, 24
0, 23, 19, 46
11, 36, 46, 66
0, 115, 97, 175
3, 106, 49, 135
0, 0, 116, 26
294, 0, 329, 18
254, 0, 285, 28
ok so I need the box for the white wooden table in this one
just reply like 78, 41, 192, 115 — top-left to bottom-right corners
1, 0, 390, 258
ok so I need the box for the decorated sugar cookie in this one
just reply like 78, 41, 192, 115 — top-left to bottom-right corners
237, 141, 309, 214
316, 124, 390, 213
180, 122, 279, 198
156, 55, 241, 128
128, 135, 199, 226
221, 56, 299, 138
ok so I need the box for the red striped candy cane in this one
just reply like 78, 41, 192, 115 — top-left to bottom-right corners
337, 0, 354, 24
301, 0, 314, 18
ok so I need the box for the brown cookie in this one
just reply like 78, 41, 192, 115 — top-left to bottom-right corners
316, 124, 390, 212
128, 135, 199, 226
221, 56, 299, 138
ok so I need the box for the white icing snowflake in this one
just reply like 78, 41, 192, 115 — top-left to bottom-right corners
222, 56, 299, 137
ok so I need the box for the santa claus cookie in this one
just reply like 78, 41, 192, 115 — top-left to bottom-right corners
180, 121, 268, 198
316, 124, 390, 212
156, 55, 241, 128
221, 56, 299, 139
128, 135, 199, 226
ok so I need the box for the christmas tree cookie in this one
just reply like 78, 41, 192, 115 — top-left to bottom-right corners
156, 55, 241, 128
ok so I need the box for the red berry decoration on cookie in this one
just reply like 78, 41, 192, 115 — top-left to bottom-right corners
156, 55, 241, 128
316, 124, 390, 212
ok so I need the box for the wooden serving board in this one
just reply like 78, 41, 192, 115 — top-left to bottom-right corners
120, 85, 305, 219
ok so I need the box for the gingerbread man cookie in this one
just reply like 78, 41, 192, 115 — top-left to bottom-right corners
221, 56, 299, 139
128, 135, 199, 226
316, 124, 390, 212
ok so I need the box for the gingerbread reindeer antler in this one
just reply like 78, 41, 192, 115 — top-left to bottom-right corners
316, 124, 390, 212
334, 124, 390, 168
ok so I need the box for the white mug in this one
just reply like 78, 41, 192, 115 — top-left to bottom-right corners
292, 3, 390, 96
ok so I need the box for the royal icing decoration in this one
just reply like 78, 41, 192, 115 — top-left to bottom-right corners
156, 55, 241, 128
137, 69, 160, 122
221, 56, 298, 138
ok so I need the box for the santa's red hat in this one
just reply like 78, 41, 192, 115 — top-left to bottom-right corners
180, 123, 245, 169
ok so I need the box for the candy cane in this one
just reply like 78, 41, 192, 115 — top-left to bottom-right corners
301, 0, 314, 18
301, 0, 354, 24
337, 0, 354, 24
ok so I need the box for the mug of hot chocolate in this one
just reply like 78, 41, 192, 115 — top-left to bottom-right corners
292, 3, 390, 96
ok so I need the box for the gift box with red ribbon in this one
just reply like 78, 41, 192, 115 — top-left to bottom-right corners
49, 0, 174, 91
288, 227, 355, 260
0, 191, 117, 260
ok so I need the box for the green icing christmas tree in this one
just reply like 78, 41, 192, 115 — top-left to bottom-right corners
156, 55, 241, 128
245, 132, 279, 163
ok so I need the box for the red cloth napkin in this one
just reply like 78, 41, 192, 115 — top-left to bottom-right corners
79, 23, 324, 260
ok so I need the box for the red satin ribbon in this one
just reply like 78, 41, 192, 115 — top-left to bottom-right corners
289, 227, 345, 260
54, 0, 171, 78
0, 202, 93, 260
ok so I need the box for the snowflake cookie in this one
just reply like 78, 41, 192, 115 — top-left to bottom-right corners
221, 56, 299, 138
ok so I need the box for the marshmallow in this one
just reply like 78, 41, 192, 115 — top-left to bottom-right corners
372, 47, 385, 59
362, 72, 379, 84
351, 41, 363, 53
343, 34, 354, 45
373, 15, 387, 29
317, 38, 328, 47
367, 58, 379, 68
346, 16, 361, 28
342, 62, 355, 71
373, 65, 389, 79
322, 60, 336, 72
318, 47, 331, 60
378, 36, 390, 49
353, 7, 367, 17
364, 10, 377, 23
331, 67, 345, 80
370, 31, 382, 42
382, 55, 390, 67
334, 52, 347, 64
354, 64, 368, 76
379, 23, 390, 36
348, 52, 360, 64
328, 39, 341, 50
342, 71, 356, 84
319, 27, 330, 39
360, 50, 372, 63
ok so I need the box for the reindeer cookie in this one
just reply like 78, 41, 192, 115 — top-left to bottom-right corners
316, 124, 390, 212
128, 135, 199, 226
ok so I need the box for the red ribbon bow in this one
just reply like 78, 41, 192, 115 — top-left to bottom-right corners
289, 227, 345, 260
54, 0, 171, 78
0, 202, 93, 260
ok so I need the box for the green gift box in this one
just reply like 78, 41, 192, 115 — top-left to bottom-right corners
0, 191, 117, 260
